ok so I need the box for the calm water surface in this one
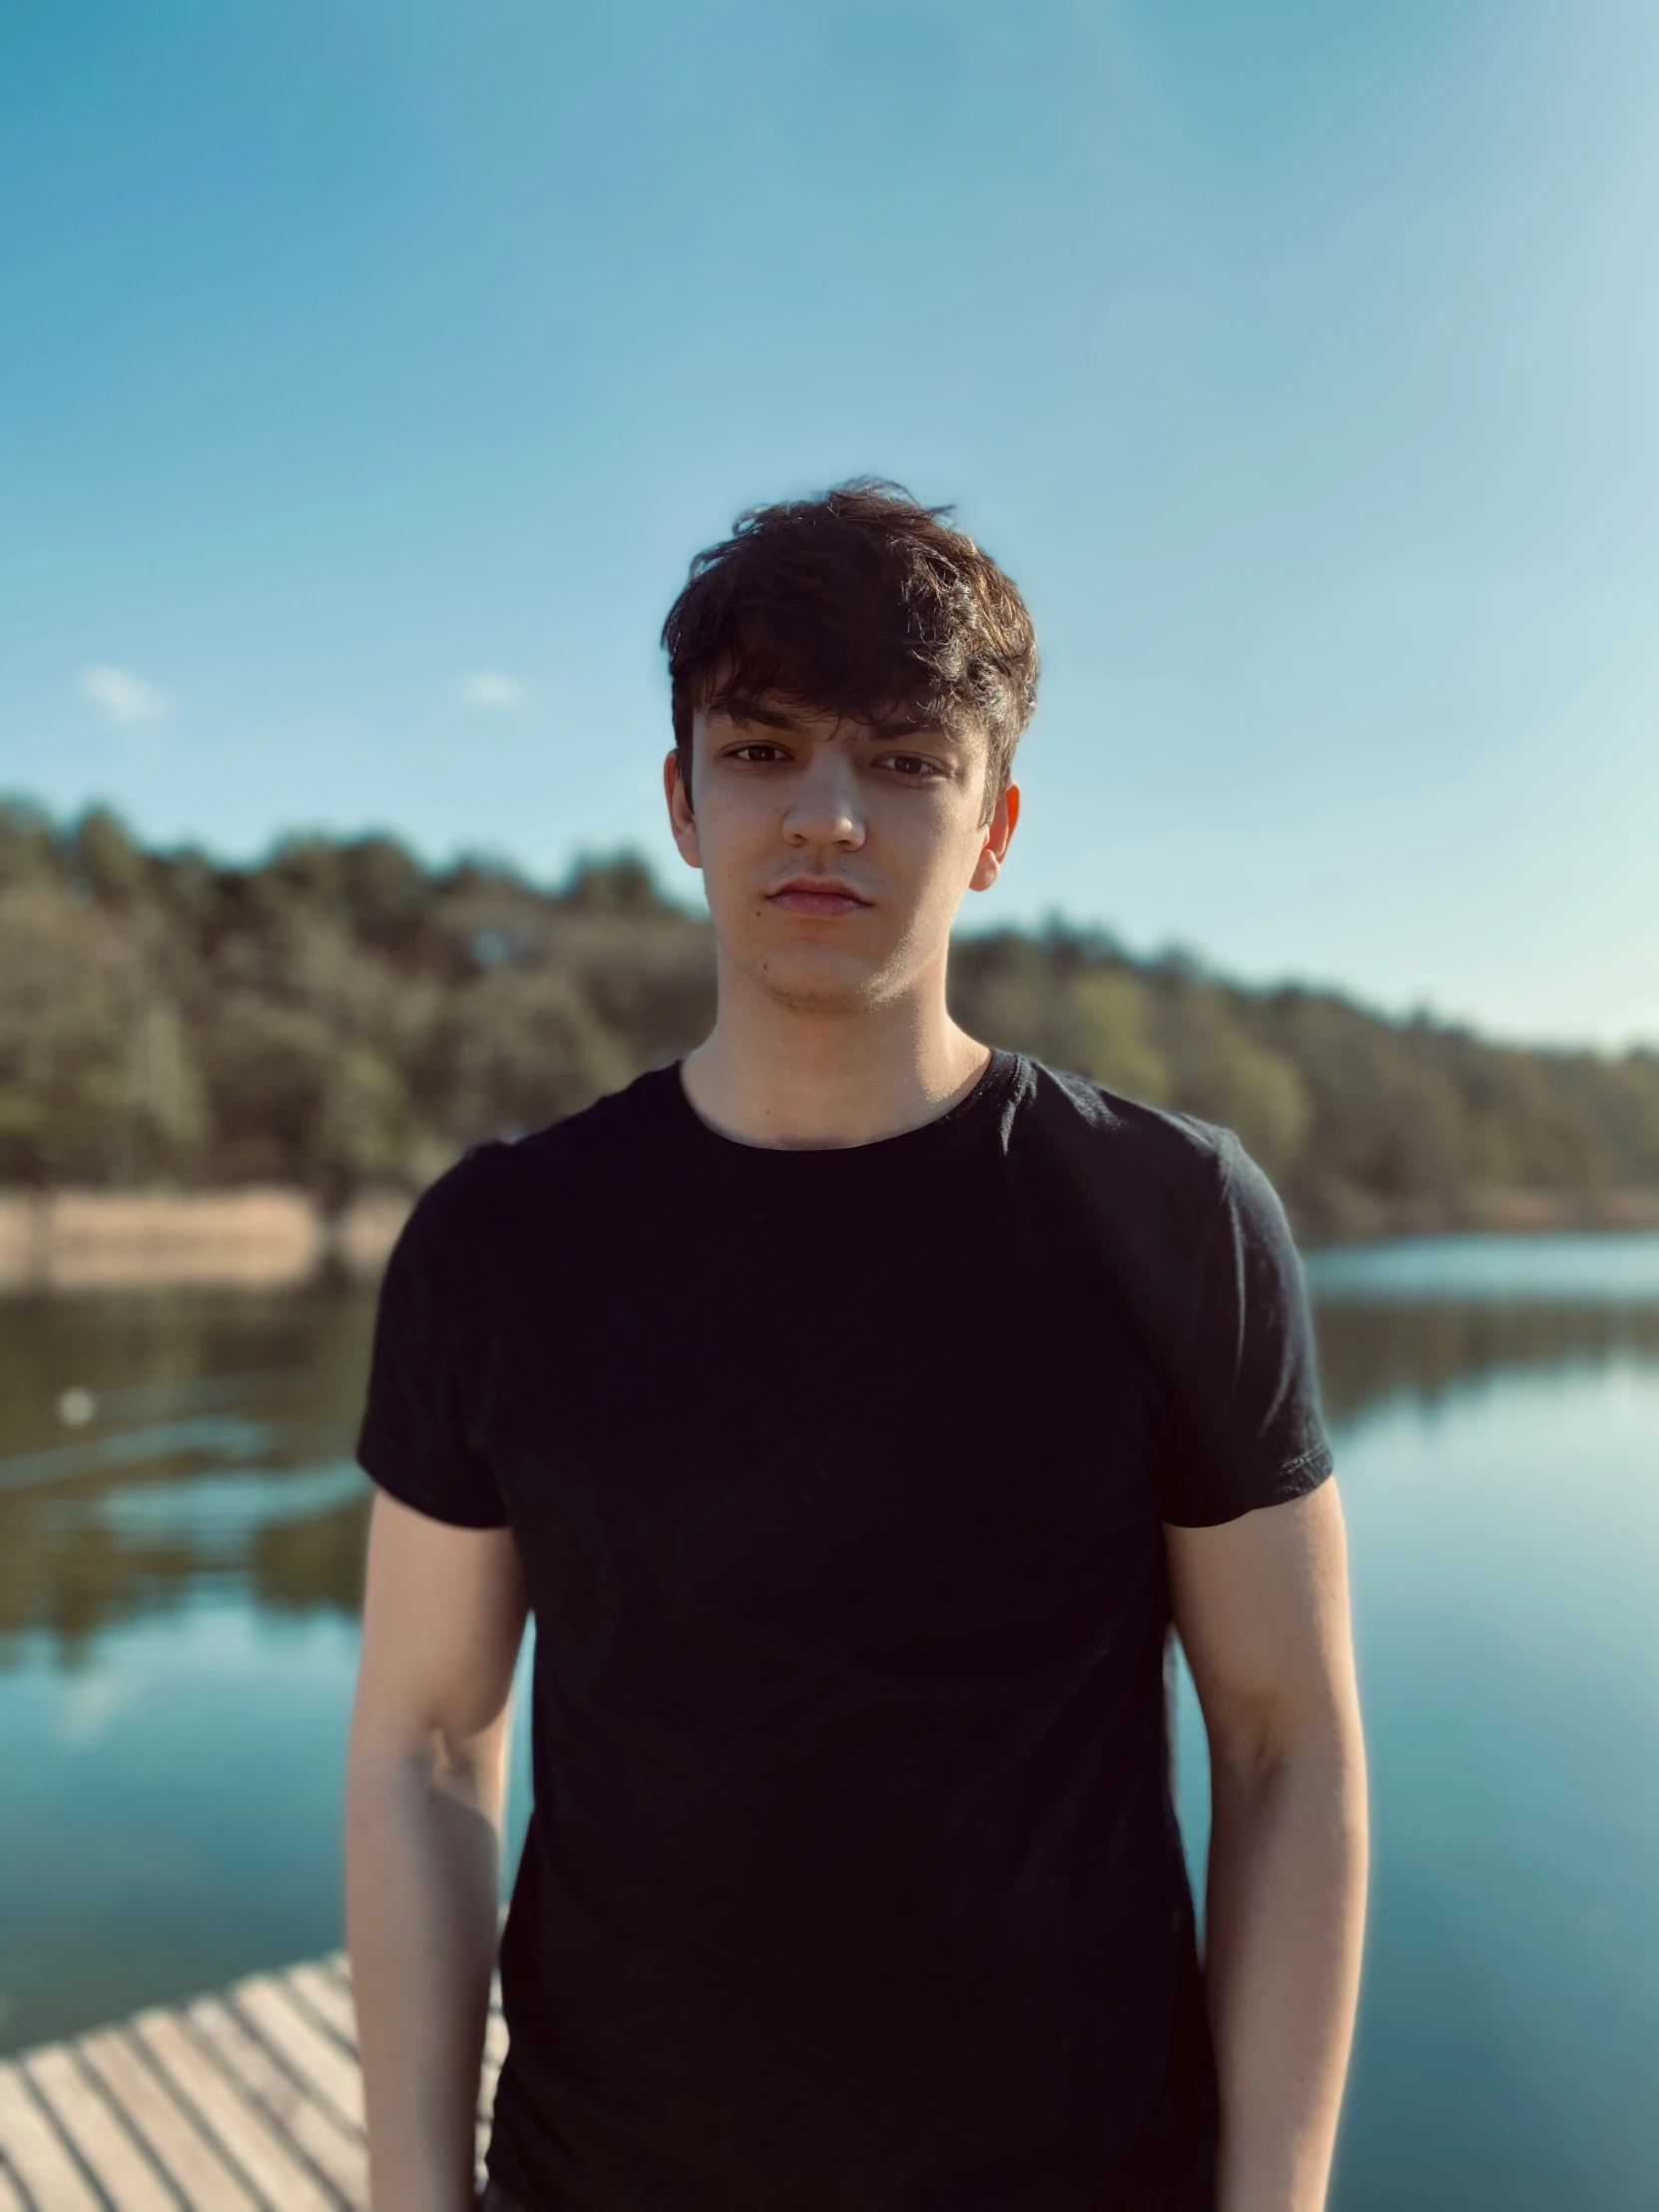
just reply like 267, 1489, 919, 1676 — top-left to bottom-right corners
2, 1239, 1656, 2209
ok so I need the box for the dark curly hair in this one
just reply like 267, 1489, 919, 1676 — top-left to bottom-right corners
661, 479, 1039, 821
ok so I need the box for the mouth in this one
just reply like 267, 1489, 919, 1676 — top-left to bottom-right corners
765, 878, 873, 918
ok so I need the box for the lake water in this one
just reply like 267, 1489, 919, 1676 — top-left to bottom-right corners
2, 1238, 1656, 2208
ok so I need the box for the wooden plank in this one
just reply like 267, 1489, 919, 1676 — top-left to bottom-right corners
0, 1945, 507, 2212
133, 2008, 338, 2212
22, 2045, 177, 2212
280, 1967, 356, 2055
477, 2008, 507, 2176
0, 2063, 103, 2212
187, 1996, 366, 2211
228, 1979, 363, 2137
79, 2025, 262, 2212
479, 2011, 509, 2121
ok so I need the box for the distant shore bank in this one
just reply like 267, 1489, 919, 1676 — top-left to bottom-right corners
3, 1183, 1659, 1296
1311, 1182, 1659, 1245
0, 1187, 412, 1294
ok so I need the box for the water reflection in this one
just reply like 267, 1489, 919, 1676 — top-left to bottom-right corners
0, 1285, 376, 1671
1316, 1299, 1659, 1426
5, 1255, 1659, 1659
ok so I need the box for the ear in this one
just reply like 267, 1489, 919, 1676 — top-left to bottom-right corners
664, 748, 702, 869
968, 782, 1019, 893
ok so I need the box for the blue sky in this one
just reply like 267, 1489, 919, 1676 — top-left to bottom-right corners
3, 0, 1656, 1047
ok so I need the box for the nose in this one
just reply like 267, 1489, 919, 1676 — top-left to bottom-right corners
781, 742, 865, 849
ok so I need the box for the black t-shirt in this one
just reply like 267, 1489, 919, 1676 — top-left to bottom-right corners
356, 1051, 1334, 2212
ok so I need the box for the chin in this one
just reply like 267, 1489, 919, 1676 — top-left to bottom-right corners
751, 946, 895, 1015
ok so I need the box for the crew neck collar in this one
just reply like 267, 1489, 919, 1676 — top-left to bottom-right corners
650, 1048, 1024, 1171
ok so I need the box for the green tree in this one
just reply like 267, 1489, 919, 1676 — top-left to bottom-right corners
2, 813, 1657, 1239
421, 968, 635, 1145
72, 807, 149, 905
0, 882, 205, 1182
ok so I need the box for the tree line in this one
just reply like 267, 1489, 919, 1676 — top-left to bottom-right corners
3, 800, 1657, 1241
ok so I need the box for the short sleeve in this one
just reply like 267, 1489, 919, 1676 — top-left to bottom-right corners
355, 1165, 510, 1529
1154, 1133, 1334, 1528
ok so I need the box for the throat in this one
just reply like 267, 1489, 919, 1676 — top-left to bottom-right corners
680, 1001, 992, 1150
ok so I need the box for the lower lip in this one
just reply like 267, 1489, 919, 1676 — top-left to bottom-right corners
767, 890, 870, 917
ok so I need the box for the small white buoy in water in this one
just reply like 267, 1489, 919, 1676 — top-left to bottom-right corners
57, 1385, 98, 1427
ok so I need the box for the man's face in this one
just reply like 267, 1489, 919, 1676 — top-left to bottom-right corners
664, 692, 1019, 1014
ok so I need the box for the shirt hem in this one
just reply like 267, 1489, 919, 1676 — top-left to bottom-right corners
1160, 1439, 1336, 1528
355, 1448, 513, 1530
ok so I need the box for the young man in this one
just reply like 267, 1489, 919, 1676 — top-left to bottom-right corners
345, 483, 1368, 2212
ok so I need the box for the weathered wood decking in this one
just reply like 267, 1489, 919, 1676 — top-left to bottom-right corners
0, 1951, 505, 2210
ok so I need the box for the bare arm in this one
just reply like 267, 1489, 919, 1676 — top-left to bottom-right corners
1166, 1480, 1369, 2212
345, 1488, 529, 2212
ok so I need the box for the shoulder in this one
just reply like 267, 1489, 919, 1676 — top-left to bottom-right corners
1009, 1059, 1307, 1313
393, 1063, 676, 1264
1014, 1058, 1244, 1224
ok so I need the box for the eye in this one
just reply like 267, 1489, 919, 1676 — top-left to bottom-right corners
728, 742, 790, 764
878, 753, 945, 780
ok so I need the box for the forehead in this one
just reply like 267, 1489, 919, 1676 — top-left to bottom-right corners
695, 686, 975, 747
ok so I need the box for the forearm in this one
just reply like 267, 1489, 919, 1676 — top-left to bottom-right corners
1204, 1743, 1368, 2212
345, 1713, 510, 2212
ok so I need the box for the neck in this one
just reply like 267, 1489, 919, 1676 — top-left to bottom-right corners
681, 949, 990, 1148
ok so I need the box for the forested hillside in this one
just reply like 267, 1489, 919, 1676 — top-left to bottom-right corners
4, 801, 1657, 1242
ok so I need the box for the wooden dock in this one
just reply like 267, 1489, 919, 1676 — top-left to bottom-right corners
0, 1951, 506, 2210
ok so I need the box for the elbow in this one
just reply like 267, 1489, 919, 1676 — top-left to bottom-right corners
424, 1719, 507, 1815
346, 1699, 510, 1832
1207, 1691, 1367, 1806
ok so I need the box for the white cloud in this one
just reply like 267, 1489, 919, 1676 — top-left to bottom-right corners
79, 664, 172, 724
455, 670, 527, 709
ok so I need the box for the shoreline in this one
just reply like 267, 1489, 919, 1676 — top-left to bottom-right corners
0, 1187, 413, 1295
1301, 1182, 1659, 1246
3, 1184, 1659, 1296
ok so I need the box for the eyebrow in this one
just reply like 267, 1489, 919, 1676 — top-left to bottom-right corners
705, 692, 810, 733
706, 692, 959, 745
